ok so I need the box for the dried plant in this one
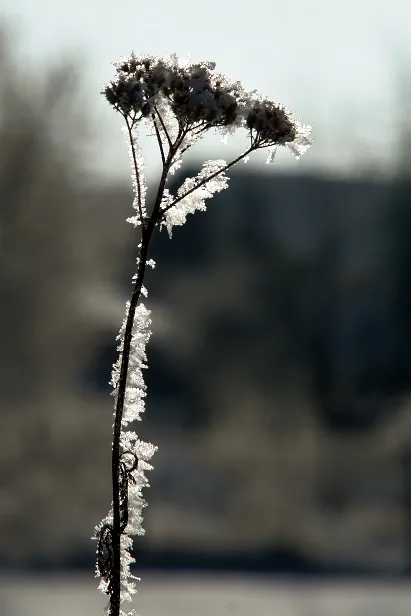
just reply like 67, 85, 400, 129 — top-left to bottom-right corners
93, 53, 312, 616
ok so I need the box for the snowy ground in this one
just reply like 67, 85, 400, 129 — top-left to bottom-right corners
1, 573, 411, 616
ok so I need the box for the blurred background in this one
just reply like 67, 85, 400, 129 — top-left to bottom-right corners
2, 1, 411, 613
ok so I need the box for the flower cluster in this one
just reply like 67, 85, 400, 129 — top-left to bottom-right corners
104, 56, 158, 117
246, 99, 296, 145
103, 53, 312, 156
163, 61, 239, 127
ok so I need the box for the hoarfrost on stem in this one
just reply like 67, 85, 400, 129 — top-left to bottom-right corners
95, 301, 156, 613
161, 159, 229, 236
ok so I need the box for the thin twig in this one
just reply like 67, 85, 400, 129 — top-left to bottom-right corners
157, 146, 254, 220
125, 116, 145, 227
154, 105, 173, 149
152, 115, 166, 165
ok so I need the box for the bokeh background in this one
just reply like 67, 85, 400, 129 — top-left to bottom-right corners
1, 1, 411, 613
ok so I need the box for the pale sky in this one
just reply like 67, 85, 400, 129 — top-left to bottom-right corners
1, 0, 411, 179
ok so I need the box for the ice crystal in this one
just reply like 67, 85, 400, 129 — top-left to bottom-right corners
98, 301, 156, 613
162, 159, 229, 236
124, 126, 147, 228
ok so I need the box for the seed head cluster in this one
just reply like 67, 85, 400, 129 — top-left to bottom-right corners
163, 62, 239, 127
104, 55, 167, 117
246, 100, 296, 146
103, 53, 312, 155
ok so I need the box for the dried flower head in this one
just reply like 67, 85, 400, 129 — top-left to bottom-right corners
238, 93, 312, 161
246, 100, 296, 145
162, 61, 239, 128
103, 52, 312, 161
103, 54, 167, 117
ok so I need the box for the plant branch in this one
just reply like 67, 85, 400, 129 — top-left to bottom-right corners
110, 218, 154, 616
157, 146, 254, 220
125, 116, 145, 227
154, 105, 173, 149
152, 115, 166, 165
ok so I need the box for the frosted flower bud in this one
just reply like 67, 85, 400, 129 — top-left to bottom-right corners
246, 100, 296, 144
164, 63, 239, 127
103, 54, 167, 117
103, 52, 312, 156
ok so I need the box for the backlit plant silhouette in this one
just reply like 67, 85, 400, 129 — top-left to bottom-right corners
94, 53, 312, 616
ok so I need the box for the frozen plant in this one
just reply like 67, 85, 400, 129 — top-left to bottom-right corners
93, 52, 312, 616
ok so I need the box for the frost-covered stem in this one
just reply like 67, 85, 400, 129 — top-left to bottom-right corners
158, 146, 254, 219
151, 116, 166, 165
125, 116, 145, 226
110, 220, 153, 616
110, 138, 180, 616
153, 105, 173, 149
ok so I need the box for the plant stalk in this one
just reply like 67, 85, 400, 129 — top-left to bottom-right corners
110, 219, 155, 616
109, 137, 178, 615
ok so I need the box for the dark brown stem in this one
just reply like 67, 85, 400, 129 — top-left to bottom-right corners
109, 119, 246, 616
110, 220, 154, 616
109, 135, 180, 616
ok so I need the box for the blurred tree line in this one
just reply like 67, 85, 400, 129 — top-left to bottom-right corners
2, 24, 411, 574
